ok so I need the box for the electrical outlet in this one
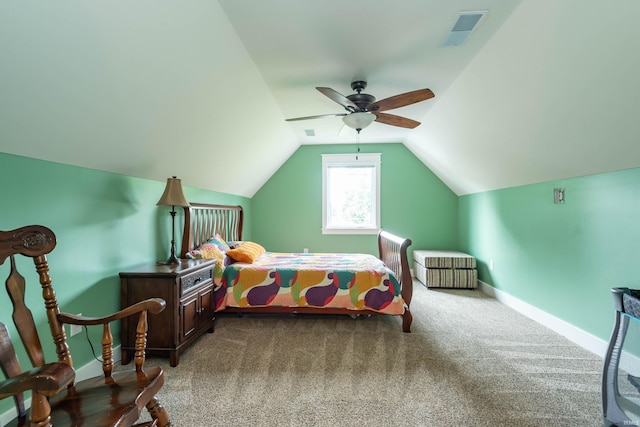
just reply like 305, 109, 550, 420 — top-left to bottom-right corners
303, 248, 309, 253
70, 314, 82, 337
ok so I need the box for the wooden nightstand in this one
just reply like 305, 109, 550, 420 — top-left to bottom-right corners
119, 259, 217, 367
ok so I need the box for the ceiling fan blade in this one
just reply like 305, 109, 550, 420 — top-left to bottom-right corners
373, 112, 421, 129
367, 88, 434, 112
316, 87, 359, 111
286, 113, 347, 122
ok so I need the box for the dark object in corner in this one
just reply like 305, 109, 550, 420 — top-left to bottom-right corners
602, 287, 640, 427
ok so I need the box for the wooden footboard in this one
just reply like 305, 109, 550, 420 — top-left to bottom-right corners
378, 231, 413, 332
179, 202, 413, 332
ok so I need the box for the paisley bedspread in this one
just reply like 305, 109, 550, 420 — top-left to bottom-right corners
215, 252, 405, 315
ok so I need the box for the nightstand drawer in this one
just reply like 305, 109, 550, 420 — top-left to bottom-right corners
180, 268, 213, 295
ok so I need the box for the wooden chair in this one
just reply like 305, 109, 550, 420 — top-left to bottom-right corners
0, 225, 172, 427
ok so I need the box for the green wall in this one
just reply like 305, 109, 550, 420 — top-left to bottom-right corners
0, 153, 249, 393
250, 143, 459, 257
7, 141, 635, 414
459, 167, 640, 341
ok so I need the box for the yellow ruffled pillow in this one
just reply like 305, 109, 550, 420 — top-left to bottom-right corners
185, 242, 225, 261
226, 241, 266, 264
185, 243, 226, 281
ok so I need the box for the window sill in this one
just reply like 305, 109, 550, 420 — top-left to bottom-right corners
321, 227, 381, 235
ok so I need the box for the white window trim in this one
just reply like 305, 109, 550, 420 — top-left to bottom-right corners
321, 153, 381, 235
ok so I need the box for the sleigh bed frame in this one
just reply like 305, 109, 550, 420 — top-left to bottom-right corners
180, 202, 413, 332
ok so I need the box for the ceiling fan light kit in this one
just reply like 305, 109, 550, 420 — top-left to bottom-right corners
343, 112, 375, 130
286, 80, 435, 132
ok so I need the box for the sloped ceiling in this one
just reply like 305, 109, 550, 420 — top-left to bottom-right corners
217, 0, 521, 147
406, 0, 640, 195
0, 1, 298, 198
1, 1, 639, 197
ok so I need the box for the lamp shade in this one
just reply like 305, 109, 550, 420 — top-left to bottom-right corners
342, 112, 376, 130
157, 176, 190, 207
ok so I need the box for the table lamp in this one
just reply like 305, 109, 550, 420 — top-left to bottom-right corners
157, 176, 190, 264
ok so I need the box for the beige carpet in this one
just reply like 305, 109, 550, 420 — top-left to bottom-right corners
143, 281, 604, 426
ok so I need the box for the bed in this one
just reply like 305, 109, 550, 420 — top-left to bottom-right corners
179, 203, 413, 332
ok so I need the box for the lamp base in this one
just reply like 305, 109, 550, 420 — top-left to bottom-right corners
159, 209, 181, 265
159, 253, 181, 265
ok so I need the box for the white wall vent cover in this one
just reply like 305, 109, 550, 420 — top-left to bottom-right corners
441, 11, 487, 47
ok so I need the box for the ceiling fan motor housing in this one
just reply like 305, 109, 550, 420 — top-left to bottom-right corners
346, 93, 376, 111
346, 80, 376, 111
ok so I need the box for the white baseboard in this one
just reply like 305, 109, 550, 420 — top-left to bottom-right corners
479, 281, 640, 375
478, 281, 609, 357
0, 345, 121, 426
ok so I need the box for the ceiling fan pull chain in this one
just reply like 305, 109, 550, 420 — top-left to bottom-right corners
356, 129, 361, 160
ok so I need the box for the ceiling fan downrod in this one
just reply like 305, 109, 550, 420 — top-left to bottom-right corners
351, 80, 367, 93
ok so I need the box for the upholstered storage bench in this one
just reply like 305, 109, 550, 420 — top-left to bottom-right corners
413, 250, 478, 289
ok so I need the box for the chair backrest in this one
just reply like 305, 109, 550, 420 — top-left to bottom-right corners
0, 225, 170, 427
0, 225, 73, 417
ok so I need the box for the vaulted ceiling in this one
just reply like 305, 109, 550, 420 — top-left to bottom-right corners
1, 1, 639, 197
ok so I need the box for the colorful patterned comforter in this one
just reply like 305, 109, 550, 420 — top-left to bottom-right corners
215, 252, 405, 315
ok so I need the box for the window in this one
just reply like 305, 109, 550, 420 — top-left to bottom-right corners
322, 153, 381, 235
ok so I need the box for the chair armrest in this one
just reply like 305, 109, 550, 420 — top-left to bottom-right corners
57, 298, 166, 376
57, 298, 166, 326
0, 362, 75, 399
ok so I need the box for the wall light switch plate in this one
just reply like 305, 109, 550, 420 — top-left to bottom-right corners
554, 188, 565, 204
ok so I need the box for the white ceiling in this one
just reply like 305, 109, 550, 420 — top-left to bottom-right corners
218, 0, 521, 146
1, 1, 639, 197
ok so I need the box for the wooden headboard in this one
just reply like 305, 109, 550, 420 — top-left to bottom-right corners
180, 203, 243, 257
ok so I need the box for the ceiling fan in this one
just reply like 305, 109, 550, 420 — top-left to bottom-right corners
286, 81, 435, 131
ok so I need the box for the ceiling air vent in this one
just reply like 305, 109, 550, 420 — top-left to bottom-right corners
441, 11, 487, 47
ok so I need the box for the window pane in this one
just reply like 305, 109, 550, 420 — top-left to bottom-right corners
327, 165, 375, 228
321, 152, 380, 235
